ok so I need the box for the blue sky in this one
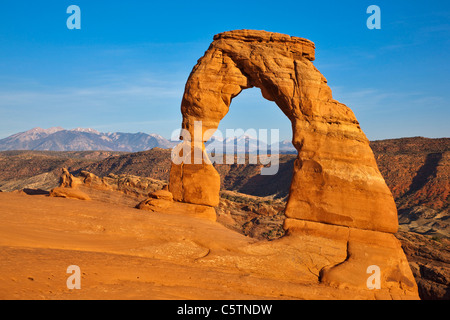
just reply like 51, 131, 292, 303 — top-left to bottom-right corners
0, 0, 449, 141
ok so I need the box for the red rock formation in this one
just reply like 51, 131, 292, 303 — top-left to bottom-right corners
170, 29, 396, 232
168, 30, 417, 297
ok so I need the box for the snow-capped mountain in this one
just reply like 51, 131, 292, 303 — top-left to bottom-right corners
0, 127, 176, 152
0, 127, 297, 153
205, 135, 296, 154
206, 134, 262, 153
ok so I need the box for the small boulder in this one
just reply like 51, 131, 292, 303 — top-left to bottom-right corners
148, 190, 173, 201
136, 198, 172, 212
137, 189, 174, 212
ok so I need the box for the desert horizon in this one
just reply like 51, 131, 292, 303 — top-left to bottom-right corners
0, 1, 449, 307
1, 135, 448, 301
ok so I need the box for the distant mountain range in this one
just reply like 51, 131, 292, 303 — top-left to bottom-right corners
205, 134, 296, 154
0, 127, 176, 152
0, 127, 297, 153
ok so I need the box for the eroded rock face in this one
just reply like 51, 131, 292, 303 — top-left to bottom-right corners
284, 219, 417, 297
169, 30, 418, 297
50, 168, 167, 205
170, 29, 397, 233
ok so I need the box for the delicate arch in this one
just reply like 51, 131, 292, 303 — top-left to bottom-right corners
169, 30, 398, 233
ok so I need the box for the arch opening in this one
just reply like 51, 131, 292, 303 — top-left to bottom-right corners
169, 29, 399, 234
207, 86, 295, 240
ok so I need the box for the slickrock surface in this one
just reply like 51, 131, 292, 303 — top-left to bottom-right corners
0, 192, 417, 300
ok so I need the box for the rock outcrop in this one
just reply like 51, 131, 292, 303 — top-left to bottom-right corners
169, 30, 418, 298
49, 168, 91, 200
50, 168, 167, 205
136, 189, 174, 212
170, 29, 397, 232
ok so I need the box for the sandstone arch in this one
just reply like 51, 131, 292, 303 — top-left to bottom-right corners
168, 30, 419, 296
170, 29, 398, 234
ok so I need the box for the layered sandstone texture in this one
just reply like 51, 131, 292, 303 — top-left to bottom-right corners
169, 30, 418, 297
170, 29, 397, 233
